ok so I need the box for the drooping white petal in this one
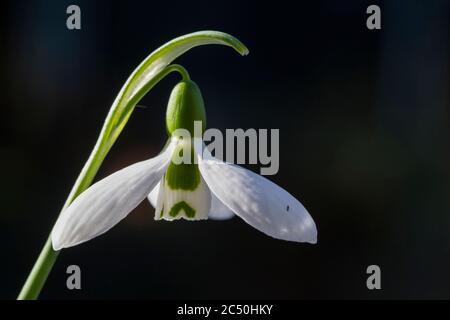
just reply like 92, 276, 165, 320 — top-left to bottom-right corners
148, 182, 160, 207
208, 195, 235, 220
148, 182, 234, 220
196, 143, 317, 243
51, 141, 176, 250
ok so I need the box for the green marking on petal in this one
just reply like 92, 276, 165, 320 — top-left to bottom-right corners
169, 201, 196, 218
166, 145, 200, 190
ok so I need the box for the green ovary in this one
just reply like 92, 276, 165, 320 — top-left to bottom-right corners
165, 80, 206, 137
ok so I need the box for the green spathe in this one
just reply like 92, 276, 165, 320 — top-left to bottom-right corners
166, 80, 206, 137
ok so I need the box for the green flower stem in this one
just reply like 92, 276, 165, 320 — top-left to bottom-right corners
17, 65, 190, 300
17, 30, 247, 300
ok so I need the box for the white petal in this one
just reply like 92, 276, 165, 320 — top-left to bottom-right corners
148, 183, 234, 220
208, 195, 235, 220
148, 182, 160, 207
196, 144, 317, 243
51, 141, 176, 250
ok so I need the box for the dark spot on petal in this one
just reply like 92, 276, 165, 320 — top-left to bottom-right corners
286, 205, 290, 212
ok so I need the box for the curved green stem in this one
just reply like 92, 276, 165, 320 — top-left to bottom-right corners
17, 30, 247, 300
17, 65, 188, 300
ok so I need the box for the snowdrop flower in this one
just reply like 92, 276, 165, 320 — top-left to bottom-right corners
51, 80, 317, 250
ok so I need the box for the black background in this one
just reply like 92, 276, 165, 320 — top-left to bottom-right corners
0, 0, 449, 299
